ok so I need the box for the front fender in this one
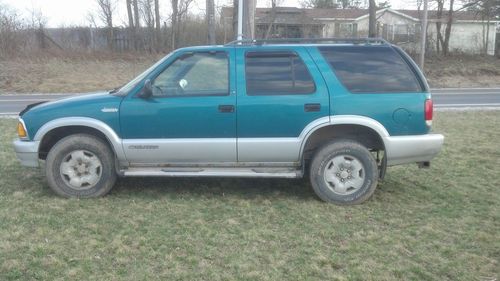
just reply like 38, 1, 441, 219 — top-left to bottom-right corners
34, 117, 126, 162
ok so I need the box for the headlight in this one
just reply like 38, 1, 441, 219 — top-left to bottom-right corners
17, 119, 28, 139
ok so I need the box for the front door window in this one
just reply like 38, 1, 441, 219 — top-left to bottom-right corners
152, 52, 229, 97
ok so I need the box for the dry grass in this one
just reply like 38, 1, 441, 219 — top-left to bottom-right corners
0, 52, 162, 93
424, 55, 500, 88
1, 52, 499, 93
0, 111, 499, 280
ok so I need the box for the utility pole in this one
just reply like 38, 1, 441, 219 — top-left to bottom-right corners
368, 0, 377, 37
243, 0, 256, 40
235, 0, 255, 41
207, 0, 216, 45
237, 0, 243, 40
419, 0, 428, 69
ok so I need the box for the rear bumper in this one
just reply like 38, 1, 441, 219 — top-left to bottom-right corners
384, 134, 444, 166
13, 139, 40, 167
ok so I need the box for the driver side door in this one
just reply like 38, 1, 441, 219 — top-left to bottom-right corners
119, 49, 237, 164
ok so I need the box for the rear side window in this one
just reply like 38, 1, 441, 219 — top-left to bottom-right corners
319, 46, 423, 93
245, 51, 315, 95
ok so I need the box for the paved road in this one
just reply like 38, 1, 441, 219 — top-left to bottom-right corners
0, 93, 85, 116
431, 88, 500, 109
1, 88, 500, 115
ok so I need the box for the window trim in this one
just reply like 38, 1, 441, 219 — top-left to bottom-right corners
244, 50, 317, 96
318, 46, 425, 94
149, 50, 230, 99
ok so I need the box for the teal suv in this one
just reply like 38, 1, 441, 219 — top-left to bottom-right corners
13, 38, 444, 205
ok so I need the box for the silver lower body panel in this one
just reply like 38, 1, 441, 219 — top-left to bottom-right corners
13, 139, 40, 167
384, 134, 444, 166
120, 166, 302, 178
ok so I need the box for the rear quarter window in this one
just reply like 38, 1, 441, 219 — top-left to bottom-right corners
318, 46, 423, 93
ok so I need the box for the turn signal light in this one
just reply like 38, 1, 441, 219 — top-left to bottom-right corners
17, 122, 27, 138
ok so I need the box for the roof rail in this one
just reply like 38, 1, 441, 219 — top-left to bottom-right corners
224, 37, 389, 46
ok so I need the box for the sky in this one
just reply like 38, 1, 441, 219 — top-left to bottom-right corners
1, 0, 423, 28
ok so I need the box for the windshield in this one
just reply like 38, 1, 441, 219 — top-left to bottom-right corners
116, 52, 174, 96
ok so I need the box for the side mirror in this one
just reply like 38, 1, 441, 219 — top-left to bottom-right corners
140, 79, 153, 99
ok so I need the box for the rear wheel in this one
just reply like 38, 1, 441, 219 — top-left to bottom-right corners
45, 134, 116, 198
309, 140, 378, 205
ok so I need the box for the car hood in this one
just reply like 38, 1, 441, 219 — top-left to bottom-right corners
21, 92, 119, 115
21, 91, 124, 140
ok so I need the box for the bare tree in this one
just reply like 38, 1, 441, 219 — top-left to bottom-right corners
126, 0, 136, 50
207, 0, 216, 44
434, 0, 455, 55
140, 0, 162, 50
154, 0, 161, 49
126, 0, 134, 28
368, 0, 377, 37
95, 0, 115, 49
442, 0, 455, 55
140, 0, 155, 28
338, 0, 353, 8
170, 0, 194, 49
26, 4, 48, 50
0, 3, 25, 56
133, 0, 140, 28
419, 0, 428, 69
435, 0, 444, 53
464, 0, 499, 54
170, 0, 179, 49
300, 0, 338, 8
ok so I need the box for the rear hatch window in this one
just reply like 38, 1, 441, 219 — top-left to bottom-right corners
318, 46, 424, 93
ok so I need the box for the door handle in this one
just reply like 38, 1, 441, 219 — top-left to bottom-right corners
218, 105, 235, 113
304, 103, 321, 112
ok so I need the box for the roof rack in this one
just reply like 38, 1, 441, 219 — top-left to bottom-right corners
224, 37, 389, 46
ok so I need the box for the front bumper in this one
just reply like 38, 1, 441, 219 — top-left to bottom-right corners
384, 134, 444, 166
13, 139, 40, 167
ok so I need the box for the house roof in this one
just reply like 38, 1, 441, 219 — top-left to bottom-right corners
305, 8, 487, 21
221, 6, 493, 23
396, 9, 486, 21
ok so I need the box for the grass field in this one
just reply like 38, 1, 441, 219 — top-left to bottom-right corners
1, 53, 499, 93
0, 111, 499, 280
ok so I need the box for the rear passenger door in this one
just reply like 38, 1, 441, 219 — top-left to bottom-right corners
235, 47, 329, 162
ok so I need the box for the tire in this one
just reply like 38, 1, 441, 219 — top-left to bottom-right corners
45, 134, 116, 198
309, 140, 378, 205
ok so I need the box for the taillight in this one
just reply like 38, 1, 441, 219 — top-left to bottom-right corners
425, 99, 433, 126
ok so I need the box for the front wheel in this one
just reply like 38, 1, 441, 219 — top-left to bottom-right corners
45, 134, 116, 198
309, 140, 378, 205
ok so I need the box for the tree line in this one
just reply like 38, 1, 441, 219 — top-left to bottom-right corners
0, 0, 498, 57
93, 0, 217, 51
